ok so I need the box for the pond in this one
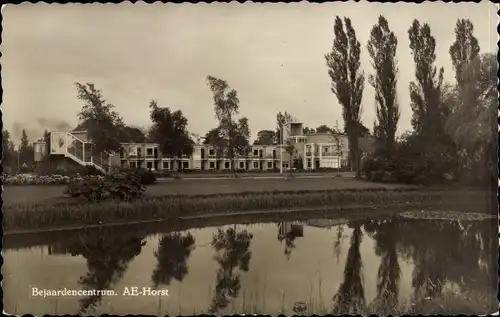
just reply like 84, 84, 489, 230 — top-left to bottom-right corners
3, 214, 498, 315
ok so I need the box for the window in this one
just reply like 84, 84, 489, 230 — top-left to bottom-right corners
183, 161, 189, 169
209, 149, 215, 156
239, 162, 245, 169
129, 161, 137, 168
129, 147, 137, 156
209, 162, 215, 169
306, 145, 311, 155
307, 158, 312, 169
147, 162, 153, 169
253, 161, 259, 169
267, 161, 273, 169
163, 161, 169, 169
253, 149, 259, 156
146, 148, 153, 156
225, 161, 230, 169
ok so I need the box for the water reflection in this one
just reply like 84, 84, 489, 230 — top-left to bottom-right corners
151, 233, 196, 288
365, 218, 401, 314
209, 227, 254, 313
332, 222, 366, 314
64, 233, 147, 313
396, 218, 498, 303
277, 222, 304, 260
3, 214, 497, 315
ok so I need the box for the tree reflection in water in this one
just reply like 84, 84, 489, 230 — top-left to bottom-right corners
393, 217, 497, 311
209, 227, 253, 314
64, 232, 146, 314
332, 217, 495, 315
396, 219, 493, 300
151, 232, 196, 288
364, 218, 401, 314
277, 223, 304, 260
332, 222, 366, 314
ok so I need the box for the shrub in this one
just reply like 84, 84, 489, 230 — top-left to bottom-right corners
135, 168, 157, 185
362, 136, 454, 185
119, 168, 157, 185
65, 172, 145, 202
1, 173, 106, 185
80, 165, 105, 176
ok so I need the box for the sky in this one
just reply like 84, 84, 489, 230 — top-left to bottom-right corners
2, 2, 498, 144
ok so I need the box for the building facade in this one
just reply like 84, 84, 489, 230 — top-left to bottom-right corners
33, 122, 374, 173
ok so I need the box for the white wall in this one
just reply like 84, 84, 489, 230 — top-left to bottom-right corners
50, 132, 67, 154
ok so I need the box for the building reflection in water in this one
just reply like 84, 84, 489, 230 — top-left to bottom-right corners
277, 222, 304, 260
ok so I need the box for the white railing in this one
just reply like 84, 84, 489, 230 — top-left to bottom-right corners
65, 132, 107, 174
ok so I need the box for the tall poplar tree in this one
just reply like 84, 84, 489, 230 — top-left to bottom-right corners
367, 15, 400, 155
325, 16, 365, 178
449, 19, 480, 88
408, 20, 446, 143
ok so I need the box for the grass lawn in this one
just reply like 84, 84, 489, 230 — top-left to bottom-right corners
2, 178, 411, 206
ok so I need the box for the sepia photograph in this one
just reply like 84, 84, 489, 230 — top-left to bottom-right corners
1, 2, 498, 316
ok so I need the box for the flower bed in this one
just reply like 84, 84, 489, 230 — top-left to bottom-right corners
1, 174, 104, 185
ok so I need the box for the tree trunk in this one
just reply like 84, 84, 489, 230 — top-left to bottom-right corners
232, 156, 237, 177
349, 135, 361, 179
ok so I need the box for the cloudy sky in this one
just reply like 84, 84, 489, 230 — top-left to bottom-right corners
2, 2, 497, 143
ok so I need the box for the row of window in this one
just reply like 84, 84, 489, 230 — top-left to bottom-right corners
122, 147, 277, 158
123, 145, 345, 160
305, 145, 343, 153
126, 160, 277, 170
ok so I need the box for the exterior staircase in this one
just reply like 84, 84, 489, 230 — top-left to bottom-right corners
57, 132, 111, 174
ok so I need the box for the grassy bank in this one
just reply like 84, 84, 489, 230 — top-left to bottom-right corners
3, 188, 492, 232
2, 177, 411, 205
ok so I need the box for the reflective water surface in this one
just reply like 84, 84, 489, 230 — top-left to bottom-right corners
3, 215, 498, 315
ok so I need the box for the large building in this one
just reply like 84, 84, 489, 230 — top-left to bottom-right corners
33, 121, 374, 173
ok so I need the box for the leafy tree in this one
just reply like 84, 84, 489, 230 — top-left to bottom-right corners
276, 111, 294, 143
367, 15, 400, 155
407, 20, 447, 142
2, 129, 16, 168
203, 127, 226, 160
253, 130, 276, 145
302, 127, 315, 134
120, 126, 147, 143
284, 137, 297, 177
325, 16, 365, 178
42, 129, 51, 154
345, 121, 370, 137
75, 83, 125, 154
449, 19, 481, 88
149, 100, 194, 172
445, 53, 497, 187
19, 129, 34, 170
207, 76, 250, 174
316, 124, 333, 134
